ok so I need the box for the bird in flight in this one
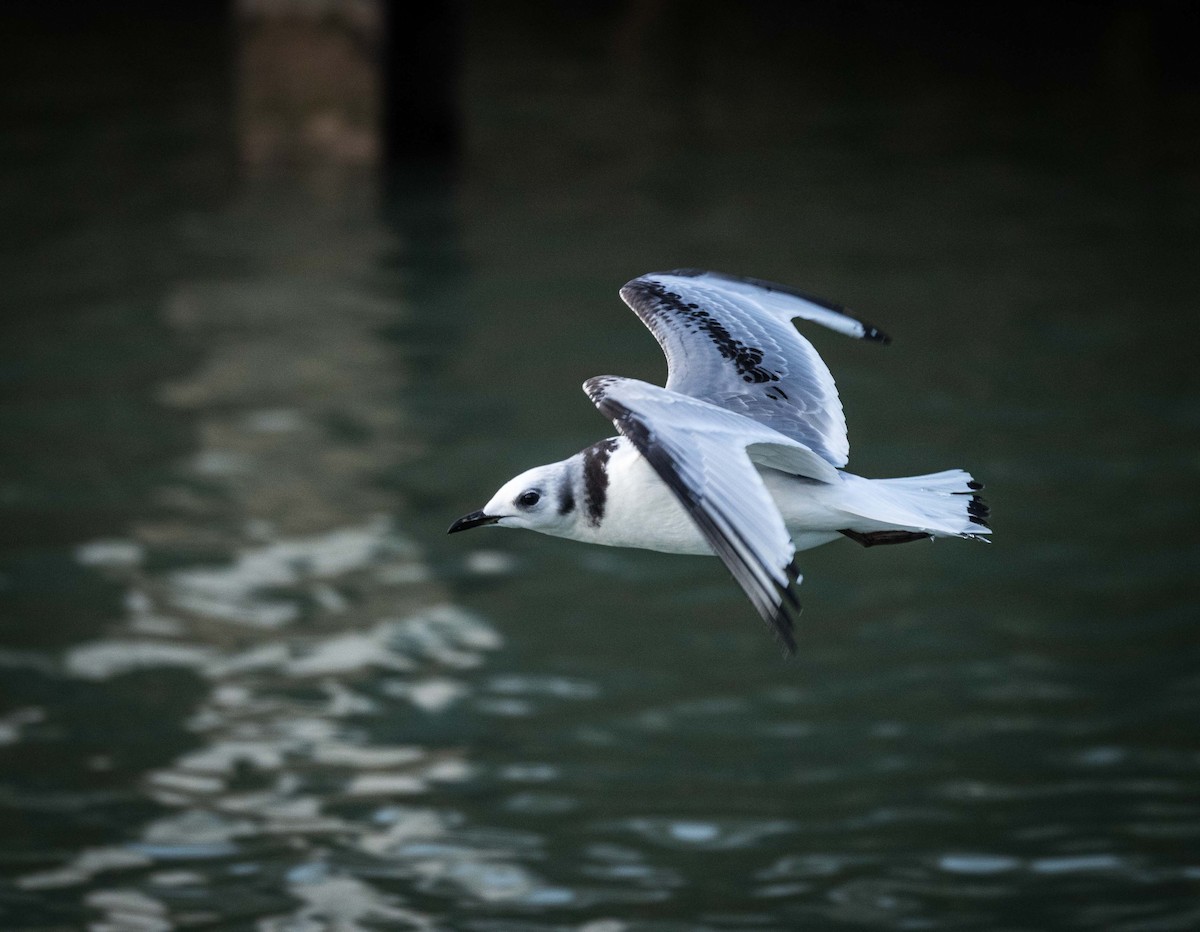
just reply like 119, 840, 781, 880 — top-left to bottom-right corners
449, 270, 990, 655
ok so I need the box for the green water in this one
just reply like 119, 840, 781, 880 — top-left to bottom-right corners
2, 6, 1198, 930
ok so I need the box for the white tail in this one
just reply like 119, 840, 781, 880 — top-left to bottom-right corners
839, 469, 991, 540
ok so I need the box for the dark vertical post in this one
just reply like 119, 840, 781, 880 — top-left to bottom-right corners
380, 0, 464, 170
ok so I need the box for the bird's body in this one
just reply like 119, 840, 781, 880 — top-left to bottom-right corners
450, 270, 990, 654
477, 433, 984, 559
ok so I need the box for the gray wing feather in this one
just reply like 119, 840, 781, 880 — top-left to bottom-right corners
619, 270, 888, 469
585, 375, 835, 656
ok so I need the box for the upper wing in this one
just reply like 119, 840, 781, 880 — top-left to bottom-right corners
619, 270, 889, 469
584, 375, 838, 656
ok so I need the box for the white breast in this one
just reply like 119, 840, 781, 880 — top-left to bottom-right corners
579, 439, 712, 555
574, 441, 850, 557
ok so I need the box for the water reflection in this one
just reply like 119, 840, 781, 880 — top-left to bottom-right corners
8, 174, 522, 927
2, 167, 689, 927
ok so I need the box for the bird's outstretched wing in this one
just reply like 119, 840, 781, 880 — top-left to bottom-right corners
619, 270, 889, 469
584, 375, 838, 656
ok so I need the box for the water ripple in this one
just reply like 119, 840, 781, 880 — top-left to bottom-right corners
612, 818, 794, 851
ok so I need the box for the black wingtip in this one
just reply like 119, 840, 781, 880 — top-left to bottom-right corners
778, 627, 799, 658
772, 570, 802, 658
772, 605, 800, 658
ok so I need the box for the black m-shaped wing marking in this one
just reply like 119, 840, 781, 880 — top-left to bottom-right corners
619, 270, 889, 469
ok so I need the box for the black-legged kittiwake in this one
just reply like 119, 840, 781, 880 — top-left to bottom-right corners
449, 270, 990, 655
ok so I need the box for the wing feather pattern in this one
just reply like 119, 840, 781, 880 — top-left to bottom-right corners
619, 270, 888, 469
585, 375, 834, 656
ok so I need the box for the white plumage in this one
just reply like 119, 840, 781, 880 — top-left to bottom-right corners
449, 270, 990, 655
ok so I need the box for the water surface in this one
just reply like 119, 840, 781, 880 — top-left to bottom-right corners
1, 6, 1198, 930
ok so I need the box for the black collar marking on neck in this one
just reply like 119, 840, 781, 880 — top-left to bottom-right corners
582, 438, 619, 527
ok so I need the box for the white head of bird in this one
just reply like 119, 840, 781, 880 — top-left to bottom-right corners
448, 460, 579, 538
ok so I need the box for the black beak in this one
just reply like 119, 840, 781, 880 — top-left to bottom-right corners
447, 510, 500, 534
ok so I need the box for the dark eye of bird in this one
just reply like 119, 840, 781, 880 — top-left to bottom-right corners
517, 490, 540, 508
